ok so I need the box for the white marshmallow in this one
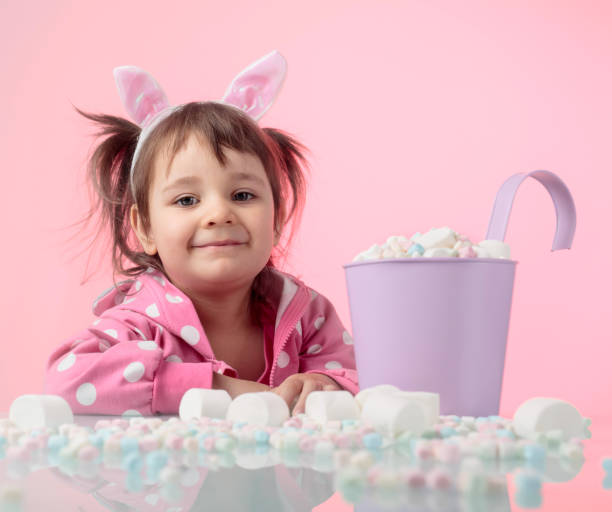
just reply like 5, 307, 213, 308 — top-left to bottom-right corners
423, 247, 457, 258
392, 391, 439, 427
9, 394, 73, 430
226, 392, 289, 427
471, 245, 491, 258
512, 397, 587, 441
476, 240, 511, 259
305, 391, 360, 424
361, 394, 427, 438
179, 388, 232, 421
355, 384, 400, 409
414, 227, 457, 250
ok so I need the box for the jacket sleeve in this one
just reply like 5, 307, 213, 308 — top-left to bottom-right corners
44, 309, 213, 415
297, 290, 360, 395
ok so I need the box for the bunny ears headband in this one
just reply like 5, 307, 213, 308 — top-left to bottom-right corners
113, 50, 287, 199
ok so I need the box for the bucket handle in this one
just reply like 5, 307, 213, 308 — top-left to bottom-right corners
485, 170, 576, 251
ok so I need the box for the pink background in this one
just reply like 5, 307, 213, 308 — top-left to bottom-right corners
1, 0, 610, 462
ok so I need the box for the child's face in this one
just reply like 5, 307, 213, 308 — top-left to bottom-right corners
130, 133, 278, 294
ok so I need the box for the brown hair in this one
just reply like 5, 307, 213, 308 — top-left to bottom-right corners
66, 101, 309, 318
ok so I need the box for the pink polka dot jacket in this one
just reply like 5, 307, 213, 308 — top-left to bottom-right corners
44, 267, 359, 415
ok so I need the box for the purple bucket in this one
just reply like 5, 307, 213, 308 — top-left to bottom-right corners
343, 170, 576, 417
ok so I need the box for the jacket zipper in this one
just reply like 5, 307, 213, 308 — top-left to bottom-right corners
269, 288, 311, 386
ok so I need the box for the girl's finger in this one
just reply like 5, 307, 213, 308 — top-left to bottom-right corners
323, 384, 340, 391
292, 380, 322, 416
274, 377, 304, 409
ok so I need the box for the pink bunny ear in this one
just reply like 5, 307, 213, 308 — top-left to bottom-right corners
113, 65, 170, 126
221, 50, 287, 121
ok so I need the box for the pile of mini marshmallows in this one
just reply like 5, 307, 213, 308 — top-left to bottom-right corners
352, 227, 511, 261
1, 387, 594, 505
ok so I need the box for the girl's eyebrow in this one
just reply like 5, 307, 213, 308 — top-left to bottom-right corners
162, 172, 265, 193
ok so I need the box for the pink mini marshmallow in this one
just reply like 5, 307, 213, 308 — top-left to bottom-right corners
367, 466, 383, 485
298, 436, 317, 452
202, 437, 216, 451
402, 468, 426, 488
78, 445, 100, 461
334, 434, 353, 449
7, 445, 29, 462
426, 468, 452, 490
165, 434, 183, 451
94, 420, 112, 431
458, 246, 476, 258
111, 419, 129, 430
138, 435, 159, 452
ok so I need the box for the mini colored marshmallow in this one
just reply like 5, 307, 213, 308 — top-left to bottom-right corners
9, 394, 73, 430
512, 397, 588, 441
392, 391, 439, 427
355, 384, 399, 409
305, 391, 360, 424
179, 388, 231, 421
226, 392, 289, 427
361, 394, 427, 438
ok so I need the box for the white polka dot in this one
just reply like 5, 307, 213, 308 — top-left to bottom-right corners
114, 293, 125, 305
314, 316, 325, 329
342, 331, 353, 345
124, 362, 145, 382
122, 297, 136, 305
122, 409, 142, 417
138, 340, 158, 351
76, 383, 96, 406
57, 353, 76, 372
325, 361, 342, 370
92, 319, 101, 326
152, 275, 166, 286
146, 267, 155, 273
133, 327, 147, 340
216, 368, 224, 374
134, 281, 142, 291
295, 320, 302, 336
165, 293, 183, 304
181, 325, 200, 345
104, 329, 118, 339
99, 340, 110, 352
277, 350, 290, 368
145, 494, 159, 506
145, 303, 160, 318
166, 355, 182, 363
306, 344, 322, 355
181, 468, 200, 487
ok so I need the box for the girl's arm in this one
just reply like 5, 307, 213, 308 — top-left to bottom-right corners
212, 372, 270, 398
44, 312, 214, 415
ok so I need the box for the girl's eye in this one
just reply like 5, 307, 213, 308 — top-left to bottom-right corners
176, 196, 197, 207
234, 191, 255, 202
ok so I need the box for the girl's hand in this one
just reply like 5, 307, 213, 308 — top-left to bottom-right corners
271, 373, 342, 415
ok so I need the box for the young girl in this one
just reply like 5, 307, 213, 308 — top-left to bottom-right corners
44, 51, 359, 417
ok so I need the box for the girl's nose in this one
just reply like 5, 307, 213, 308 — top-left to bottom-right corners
201, 195, 236, 226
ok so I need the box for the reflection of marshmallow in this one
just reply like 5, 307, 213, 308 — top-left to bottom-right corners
179, 389, 231, 421
477, 240, 511, 259
305, 391, 360, 424
361, 394, 427, 438
235, 447, 280, 470
392, 391, 439, 427
226, 392, 289, 427
355, 384, 399, 409
9, 394, 73, 430
512, 397, 588, 441
415, 227, 456, 250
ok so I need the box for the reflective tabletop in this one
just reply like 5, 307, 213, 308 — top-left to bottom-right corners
0, 413, 610, 511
